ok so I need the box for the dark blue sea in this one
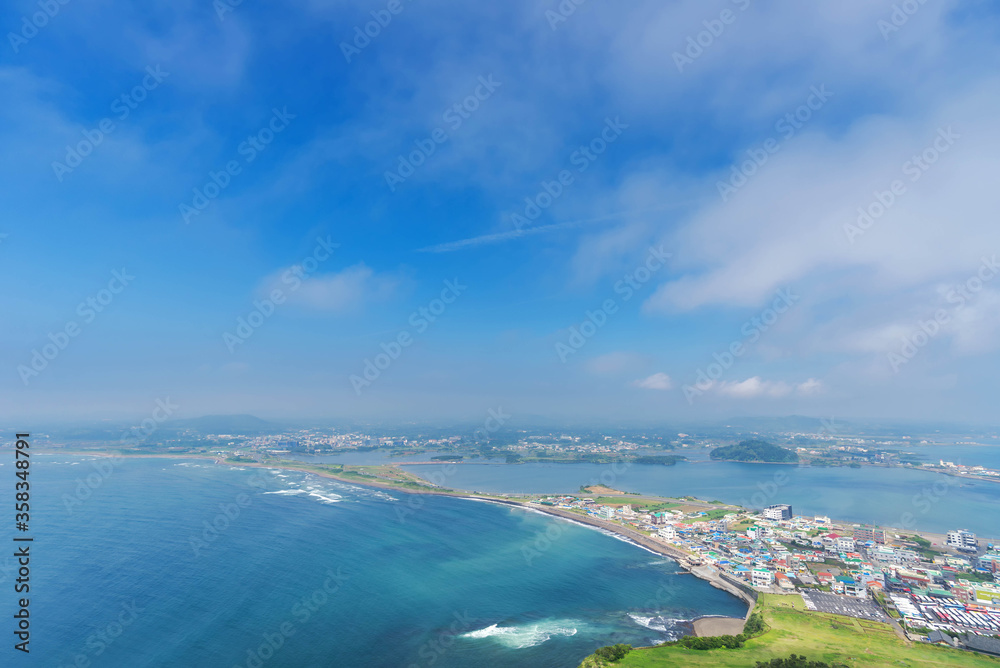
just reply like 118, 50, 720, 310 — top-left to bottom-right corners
14, 455, 745, 667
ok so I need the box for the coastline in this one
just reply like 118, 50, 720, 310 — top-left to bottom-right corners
49, 450, 1000, 539
55, 449, 757, 620
46, 450, 996, 614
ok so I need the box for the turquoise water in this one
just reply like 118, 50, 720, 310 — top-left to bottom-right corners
18, 455, 745, 667
403, 460, 1000, 537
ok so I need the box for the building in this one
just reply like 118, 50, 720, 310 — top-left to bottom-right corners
763, 504, 793, 521
963, 633, 1000, 657
980, 554, 1000, 573
947, 529, 979, 552
836, 536, 856, 552
853, 524, 887, 544
752, 568, 774, 588
658, 526, 677, 541
598, 506, 614, 521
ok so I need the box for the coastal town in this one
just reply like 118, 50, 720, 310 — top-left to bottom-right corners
527, 491, 1000, 658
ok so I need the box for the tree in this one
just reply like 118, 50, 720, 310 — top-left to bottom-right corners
593, 643, 632, 662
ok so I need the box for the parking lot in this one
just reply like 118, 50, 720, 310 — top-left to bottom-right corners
800, 591, 888, 622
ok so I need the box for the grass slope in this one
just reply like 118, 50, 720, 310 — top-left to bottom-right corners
580, 595, 1000, 668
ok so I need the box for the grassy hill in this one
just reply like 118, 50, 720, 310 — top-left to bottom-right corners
710, 439, 798, 463
578, 594, 1000, 668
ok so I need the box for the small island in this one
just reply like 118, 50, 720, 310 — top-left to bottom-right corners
710, 439, 798, 463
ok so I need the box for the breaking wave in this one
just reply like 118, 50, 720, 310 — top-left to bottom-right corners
461, 620, 579, 648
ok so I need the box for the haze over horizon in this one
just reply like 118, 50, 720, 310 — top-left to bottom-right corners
4, 1, 1000, 424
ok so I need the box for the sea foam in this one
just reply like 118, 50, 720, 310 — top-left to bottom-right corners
461, 620, 579, 648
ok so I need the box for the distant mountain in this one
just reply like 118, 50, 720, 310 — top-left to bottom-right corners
710, 439, 798, 463
721, 415, 838, 432
170, 414, 278, 435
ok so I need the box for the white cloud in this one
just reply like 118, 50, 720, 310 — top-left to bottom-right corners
716, 377, 790, 398
796, 378, 824, 395
642, 84, 1000, 313
696, 376, 822, 399
259, 263, 404, 312
631, 372, 673, 391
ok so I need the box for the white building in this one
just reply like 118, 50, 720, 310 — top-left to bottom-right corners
598, 506, 615, 521
751, 568, 774, 587
947, 529, 978, 551
658, 526, 677, 541
836, 537, 856, 552
763, 504, 793, 521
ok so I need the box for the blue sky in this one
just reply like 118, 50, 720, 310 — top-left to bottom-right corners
3, 0, 1000, 424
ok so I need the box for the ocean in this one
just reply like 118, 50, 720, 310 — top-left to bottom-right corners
18, 454, 746, 667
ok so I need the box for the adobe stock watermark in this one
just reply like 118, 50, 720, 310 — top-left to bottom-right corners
7, 0, 72, 54
405, 611, 477, 668
223, 236, 339, 352
17, 268, 135, 386
384, 75, 502, 192
232, 568, 349, 668
522, 460, 631, 566
350, 279, 467, 395
51, 65, 169, 182
214, 0, 245, 21
555, 245, 670, 362
179, 107, 295, 224
682, 288, 799, 404
508, 117, 628, 234
472, 407, 511, 444
717, 85, 833, 202
878, 0, 931, 41
60, 398, 178, 513
394, 463, 461, 524
189, 472, 269, 558
521, 516, 575, 566
119, 397, 179, 448
888, 255, 999, 372
738, 470, 790, 510
339, 0, 414, 63
817, 416, 839, 438
545, 0, 587, 30
897, 475, 958, 531
844, 126, 959, 244
55, 600, 145, 668
673, 0, 753, 73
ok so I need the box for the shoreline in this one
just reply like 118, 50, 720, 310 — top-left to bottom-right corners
45, 450, 999, 539
52, 449, 757, 618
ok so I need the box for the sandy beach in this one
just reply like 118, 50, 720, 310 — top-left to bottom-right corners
692, 616, 748, 637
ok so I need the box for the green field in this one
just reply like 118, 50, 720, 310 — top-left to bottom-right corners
586, 497, 682, 511
680, 508, 732, 523
579, 594, 1000, 668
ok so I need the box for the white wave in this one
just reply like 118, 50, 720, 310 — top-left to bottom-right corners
263, 489, 308, 496
308, 491, 342, 504
460, 621, 578, 649
627, 613, 688, 633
